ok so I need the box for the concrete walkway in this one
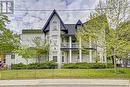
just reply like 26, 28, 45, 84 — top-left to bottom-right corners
0, 79, 130, 87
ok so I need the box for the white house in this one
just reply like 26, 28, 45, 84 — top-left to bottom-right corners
5, 10, 106, 68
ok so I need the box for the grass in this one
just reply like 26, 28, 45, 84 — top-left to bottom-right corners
0, 68, 130, 80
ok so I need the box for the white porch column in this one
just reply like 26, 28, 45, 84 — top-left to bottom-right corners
79, 37, 82, 62
89, 37, 92, 62
69, 36, 72, 63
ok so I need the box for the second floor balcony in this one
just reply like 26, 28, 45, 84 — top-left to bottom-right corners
61, 42, 97, 49
61, 42, 79, 48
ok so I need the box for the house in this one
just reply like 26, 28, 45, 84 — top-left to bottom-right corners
5, 10, 106, 68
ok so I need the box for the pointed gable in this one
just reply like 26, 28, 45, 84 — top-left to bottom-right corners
42, 9, 67, 32
76, 20, 82, 25
75, 20, 82, 29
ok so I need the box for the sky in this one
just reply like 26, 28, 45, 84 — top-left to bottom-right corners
7, 0, 100, 33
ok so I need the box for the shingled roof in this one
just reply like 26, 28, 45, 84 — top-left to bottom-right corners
64, 24, 76, 35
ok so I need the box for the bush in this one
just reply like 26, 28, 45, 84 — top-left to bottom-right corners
63, 62, 113, 69
11, 63, 26, 69
11, 61, 58, 69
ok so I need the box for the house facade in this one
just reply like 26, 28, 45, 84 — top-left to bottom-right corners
5, 10, 106, 68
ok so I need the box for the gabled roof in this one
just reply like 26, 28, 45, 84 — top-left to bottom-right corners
75, 20, 82, 29
42, 9, 67, 32
76, 20, 82, 25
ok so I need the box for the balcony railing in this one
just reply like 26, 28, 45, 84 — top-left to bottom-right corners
61, 42, 96, 49
61, 43, 69, 48
72, 43, 79, 48
61, 43, 79, 48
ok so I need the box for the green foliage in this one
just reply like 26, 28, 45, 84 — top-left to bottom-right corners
11, 63, 26, 69
15, 45, 36, 64
22, 29, 43, 34
77, 0, 130, 72
63, 62, 113, 69
0, 15, 19, 53
76, 14, 108, 42
106, 23, 130, 59
32, 37, 49, 63
0, 15, 10, 29
11, 61, 58, 69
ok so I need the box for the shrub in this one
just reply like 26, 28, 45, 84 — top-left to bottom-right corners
11, 63, 26, 69
63, 62, 113, 69
11, 61, 58, 69
27, 63, 39, 69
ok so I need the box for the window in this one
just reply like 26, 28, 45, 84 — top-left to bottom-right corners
53, 40, 58, 46
53, 56, 57, 62
53, 26, 58, 31
53, 51, 57, 55
62, 52, 64, 55
62, 56, 64, 62
53, 21, 57, 24
11, 54, 15, 59
52, 35, 58, 39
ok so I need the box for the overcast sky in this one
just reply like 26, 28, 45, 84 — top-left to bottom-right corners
7, 0, 101, 33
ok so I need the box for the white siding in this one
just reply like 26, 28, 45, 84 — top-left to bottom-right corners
21, 34, 45, 47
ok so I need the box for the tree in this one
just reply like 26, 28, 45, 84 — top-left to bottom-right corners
32, 37, 49, 63
77, 0, 130, 72
76, 14, 108, 64
0, 15, 19, 54
106, 27, 130, 70
16, 45, 36, 64
105, 0, 130, 28
105, 0, 130, 72
95, 0, 130, 72
116, 21, 130, 67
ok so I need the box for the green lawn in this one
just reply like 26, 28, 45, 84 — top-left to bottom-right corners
0, 68, 130, 80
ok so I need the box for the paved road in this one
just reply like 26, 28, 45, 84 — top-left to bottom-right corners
0, 79, 130, 87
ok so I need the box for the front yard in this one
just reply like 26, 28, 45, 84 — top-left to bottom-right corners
0, 68, 130, 80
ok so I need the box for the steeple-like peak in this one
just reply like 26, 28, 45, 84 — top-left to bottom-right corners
76, 20, 82, 25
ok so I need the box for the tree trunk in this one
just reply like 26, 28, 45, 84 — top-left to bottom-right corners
37, 56, 41, 63
111, 56, 114, 65
26, 59, 29, 69
113, 49, 117, 73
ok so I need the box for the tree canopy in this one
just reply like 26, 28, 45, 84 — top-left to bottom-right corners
0, 15, 19, 54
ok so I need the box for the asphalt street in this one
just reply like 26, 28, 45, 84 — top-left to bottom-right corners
0, 79, 129, 87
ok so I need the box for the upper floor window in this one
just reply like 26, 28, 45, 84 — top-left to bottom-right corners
53, 21, 57, 24
52, 35, 58, 39
53, 26, 58, 31
53, 51, 58, 55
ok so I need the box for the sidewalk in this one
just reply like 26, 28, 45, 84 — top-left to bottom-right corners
0, 79, 129, 86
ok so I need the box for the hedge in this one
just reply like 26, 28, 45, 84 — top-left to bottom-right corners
11, 61, 58, 69
63, 62, 113, 69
